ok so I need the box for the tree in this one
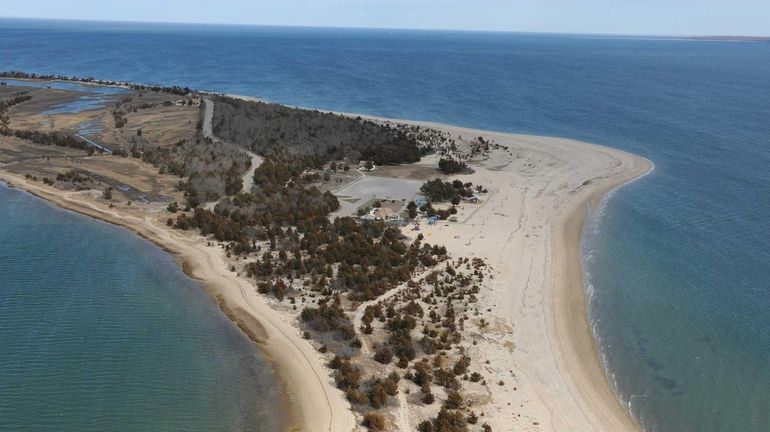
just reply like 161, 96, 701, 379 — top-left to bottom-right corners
421, 179, 458, 202
368, 382, 389, 408
444, 390, 464, 409
453, 355, 471, 376
362, 412, 386, 431
467, 412, 478, 425
374, 346, 394, 364
381, 377, 398, 396
434, 407, 468, 432
418, 420, 435, 432
407, 201, 418, 219
438, 158, 466, 174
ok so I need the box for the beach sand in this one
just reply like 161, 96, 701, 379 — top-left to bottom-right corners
387, 120, 651, 431
1, 113, 651, 431
325, 114, 653, 431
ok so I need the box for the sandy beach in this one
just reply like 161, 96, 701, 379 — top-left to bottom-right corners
0, 111, 651, 431
327, 115, 653, 431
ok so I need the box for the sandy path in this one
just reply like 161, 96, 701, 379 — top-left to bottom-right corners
240, 152, 262, 193
201, 98, 215, 139
351, 269, 430, 356
201, 97, 263, 203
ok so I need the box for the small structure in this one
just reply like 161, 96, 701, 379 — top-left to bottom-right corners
372, 207, 402, 222
427, 215, 439, 225
374, 207, 394, 220
358, 160, 376, 171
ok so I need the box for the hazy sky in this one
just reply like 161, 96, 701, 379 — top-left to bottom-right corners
3, 0, 770, 36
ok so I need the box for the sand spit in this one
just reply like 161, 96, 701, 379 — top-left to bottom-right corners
345, 117, 653, 431
1, 112, 651, 431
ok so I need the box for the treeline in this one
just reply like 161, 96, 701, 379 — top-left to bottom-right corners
56, 169, 91, 184
0, 71, 192, 96
1, 129, 95, 154
0, 92, 32, 112
211, 96, 421, 165
0, 91, 32, 130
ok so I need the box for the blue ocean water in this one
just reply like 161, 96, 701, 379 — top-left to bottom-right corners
0, 18, 768, 432
0, 185, 283, 432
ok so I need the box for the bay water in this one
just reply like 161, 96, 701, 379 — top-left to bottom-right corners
0, 185, 283, 431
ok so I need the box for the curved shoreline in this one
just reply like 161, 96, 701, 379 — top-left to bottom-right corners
336, 116, 653, 431
550, 152, 653, 431
317, 110, 654, 429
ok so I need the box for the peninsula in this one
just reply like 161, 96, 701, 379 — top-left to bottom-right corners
0, 72, 651, 432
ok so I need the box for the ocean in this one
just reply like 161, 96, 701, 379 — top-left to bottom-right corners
0, 18, 768, 432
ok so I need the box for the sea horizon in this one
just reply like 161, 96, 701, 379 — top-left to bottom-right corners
1, 17, 768, 43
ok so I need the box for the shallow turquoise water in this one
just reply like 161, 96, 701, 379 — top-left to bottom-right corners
0, 19, 768, 431
0, 185, 283, 432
